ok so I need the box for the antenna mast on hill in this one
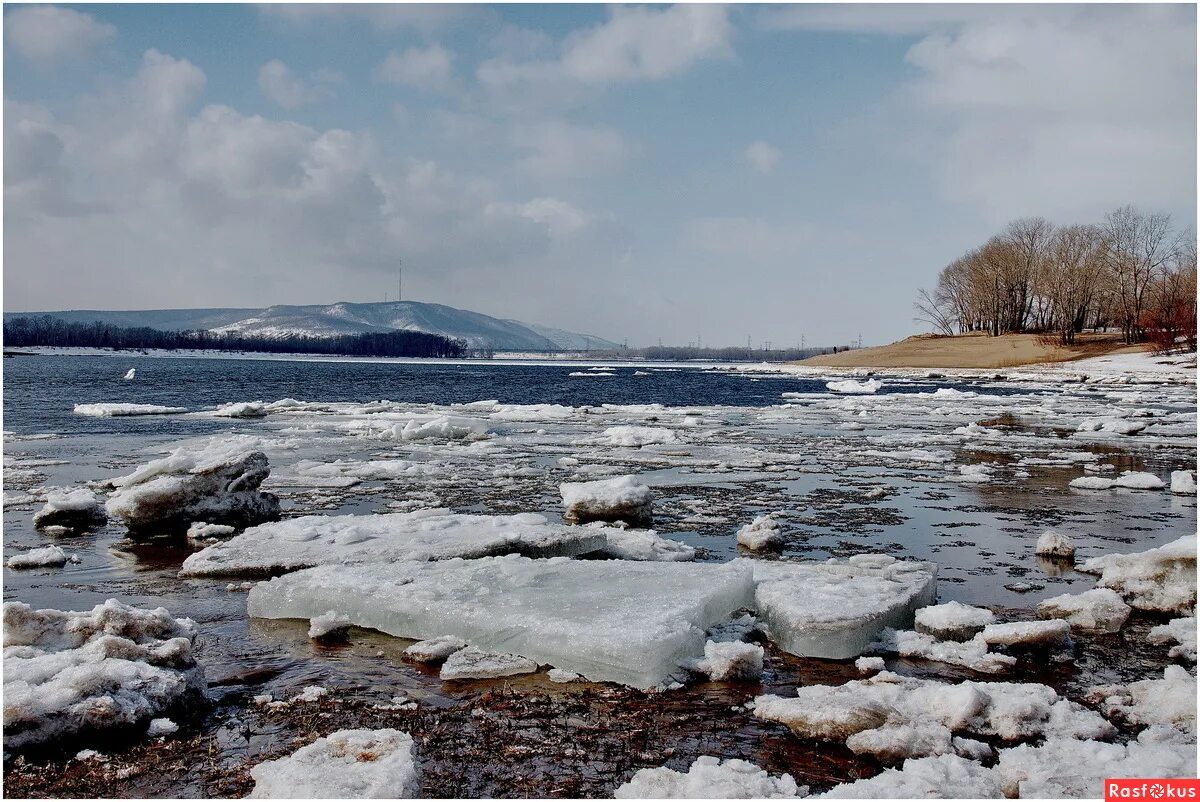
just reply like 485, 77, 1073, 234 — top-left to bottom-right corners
398, 259, 403, 303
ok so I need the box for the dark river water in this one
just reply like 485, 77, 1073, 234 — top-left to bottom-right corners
2, 351, 1193, 797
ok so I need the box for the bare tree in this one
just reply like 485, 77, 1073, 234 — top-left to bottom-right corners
1042, 224, 1105, 344
1102, 206, 1175, 344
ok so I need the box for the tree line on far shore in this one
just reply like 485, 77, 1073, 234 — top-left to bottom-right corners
3, 316, 468, 359
915, 206, 1196, 352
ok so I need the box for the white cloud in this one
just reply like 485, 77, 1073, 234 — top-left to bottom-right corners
258, 4, 466, 34
478, 4, 732, 102
375, 45, 456, 93
488, 197, 594, 239
892, 6, 1195, 222
5, 5, 115, 65
513, 120, 629, 180
258, 59, 340, 108
744, 140, 781, 174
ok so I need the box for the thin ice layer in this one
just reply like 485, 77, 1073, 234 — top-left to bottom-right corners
745, 555, 937, 659
247, 555, 755, 689
181, 509, 610, 577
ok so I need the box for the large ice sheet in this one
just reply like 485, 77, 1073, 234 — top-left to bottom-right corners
247, 555, 756, 689
744, 555, 938, 659
180, 509, 610, 577
1077, 535, 1197, 614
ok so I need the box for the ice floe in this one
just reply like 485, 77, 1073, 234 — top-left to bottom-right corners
560, 475, 653, 526
1036, 588, 1131, 632
248, 556, 754, 688
1069, 471, 1165, 491
249, 728, 417, 798
615, 756, 805, 798
32, 488, 107, 530
736, 514, 785, 550
1077, 535, 1196, 614
3, 599, 204, 748
826, 379, 882, 395
747, 555, 937, 659
1035, 530, 1075, 559
980, 619, 1071, 649
105, 439, 280, 532
1148, 617, 1197, 661
73, 403, 188, 417
440, 647, 538, 680
821, 754, 1001, 798
6, 544, 81, 569
180, 509, 609, 577
1171, 470, 1197, 495
914, 601, 995, 641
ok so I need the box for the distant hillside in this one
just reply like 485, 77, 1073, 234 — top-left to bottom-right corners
5, 301, 617, 352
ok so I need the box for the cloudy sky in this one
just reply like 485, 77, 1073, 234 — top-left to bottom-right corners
4, 3, 1195, 346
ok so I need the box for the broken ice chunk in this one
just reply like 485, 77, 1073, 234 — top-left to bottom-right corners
439, 647, 538, 681
736, 514, 785, 551
614, 756, 805, 798
6, 545, 80, 569
981, 620, 1070, 649
1077, 536, 1197, 614
181, 509, 610, 578
592, 527, 694, 561
249, 728, 417, 798
1036, 588, 1131, 633
820, 754, 1001, 798
745, 555, 937, 659
692, 640, 764, 682
1171, 470, 1197, 495
2, 599, 204, 749
1147, 617, 1197, 662
1034, 530, 1075, 559
32, 488, 106, 531
560, 475, 653, 526
105, 440, 280, 533
308, 611, 351, 640
914, 602, 995, 641
403, 636, 467, 663
247, 556, 755, 689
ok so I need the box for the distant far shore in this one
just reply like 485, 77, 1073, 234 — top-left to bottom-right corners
798, 331, 1152, 369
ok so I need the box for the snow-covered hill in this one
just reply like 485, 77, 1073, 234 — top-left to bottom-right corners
6, 302, 617, 351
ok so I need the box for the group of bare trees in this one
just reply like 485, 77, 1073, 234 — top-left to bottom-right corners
915, 206, 1196, 352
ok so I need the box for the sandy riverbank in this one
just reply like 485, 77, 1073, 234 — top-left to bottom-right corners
800, 332, 1146, 369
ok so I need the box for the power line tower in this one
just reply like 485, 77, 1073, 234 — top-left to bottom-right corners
397, 258, 403, 303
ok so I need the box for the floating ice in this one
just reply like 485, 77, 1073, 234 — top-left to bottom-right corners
855, 656, 885, 673
440, 647, 538, 680
6, 545, 80, 569
181, 509, 609, 578
736, 514, 784, 550
308, 611, 351, 639
148, 717, 178, 737
403, 636, 467, 663
615, 756, 805, 799
1035, 530, 1075, 559
248, 556, 755, 689
1077, 536, 1196, 614
3, 599, 204, 748
105, 440, 280, 533
73, 403, 187, 417
123, 368, 136, 380
249, 728, 417, 799
595, 528, 695, 561
980, 620, 1071, 649
547, 668, 581, 683
1089, 665, 1196, 733
996, 731, 1197, 798
377, 415, 489, 442
1172, 470, 1197, 495
1037, 588, 1131, 633
560, 476, 653, 526
746, 555, 937, 659
32, 488, 107, 530
754, 670, 1114, 756
826, 379, 882, 395
1076, 417, 1147, 436
1148, 617, 1197, 662
214, 401, 269, 418
690, 640, 764, 682
820, 754, 1001, 798
601, 426, 678, 447
1069, 471, 1165, 491
872, 629, 1015, 674
914, 602, 995, 641
186, 521, 237, 542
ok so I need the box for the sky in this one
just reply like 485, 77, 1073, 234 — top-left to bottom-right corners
3, 3, 1196, 347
